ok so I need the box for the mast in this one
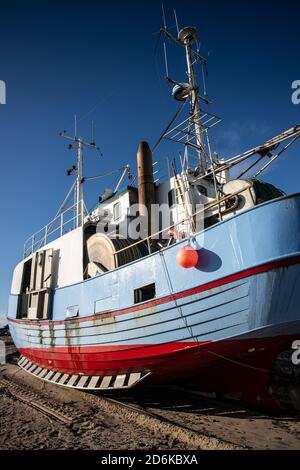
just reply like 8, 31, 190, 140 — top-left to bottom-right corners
76, 137, 84, 227
159, 17, 212, 174
179, 27, 207, 173
60, 131, 98, 228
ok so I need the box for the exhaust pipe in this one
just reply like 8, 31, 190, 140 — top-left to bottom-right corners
137, 141, 155, 239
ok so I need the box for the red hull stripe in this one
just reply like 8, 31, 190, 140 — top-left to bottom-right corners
18, 342, 208, 374
18, 333, 299, 376
8, 254, 300, 327
19, 342, 204, 362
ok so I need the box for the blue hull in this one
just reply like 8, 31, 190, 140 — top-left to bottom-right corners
7, 193, 300, 408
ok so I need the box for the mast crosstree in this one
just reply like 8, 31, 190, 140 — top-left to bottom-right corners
159, 10, 221, 175
179, 26, 206, 172
59, 129, 98, 228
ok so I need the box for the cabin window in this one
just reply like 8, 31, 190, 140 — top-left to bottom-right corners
113, 202, 120, 221
134, 283, 156, 304
197, 185, 208, 197
168, 189, 176, 208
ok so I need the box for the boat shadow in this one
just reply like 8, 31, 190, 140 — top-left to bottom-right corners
103, 385, 300, 421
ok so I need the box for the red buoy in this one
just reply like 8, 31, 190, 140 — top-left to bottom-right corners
176, 246, 199, 269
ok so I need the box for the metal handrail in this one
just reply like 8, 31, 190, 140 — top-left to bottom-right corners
23, 203, 76, 245
23, 185, 253, 259
23, 202, 84, 258
113, 184, 253, 256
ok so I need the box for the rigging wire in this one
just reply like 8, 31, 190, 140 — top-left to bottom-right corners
254, 135, 300, 178
52, 180, 77, 219
95, 146, 104, 159
153, 30, 162, 55
152, 100, 187, 154
236, 135, 299, 181
236, 136, 300, 180
191, 127, 300, 184
37, 180, 77, 248
154, 54, 165, 94
201, 62, 208, 97
76, 90, 118, 125
237, 154, 267, 180
83, 167, 127, 183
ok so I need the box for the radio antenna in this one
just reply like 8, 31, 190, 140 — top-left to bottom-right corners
59, 128, 98, 228
74, 114, 77, 138
162, 3, 167, 29
174, 10, 180, 35
91, 120, 95, 145
161, 3, 169, 78
163, 43, 169, 77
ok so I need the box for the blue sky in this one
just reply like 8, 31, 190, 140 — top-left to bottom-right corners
0, 0, 299, 322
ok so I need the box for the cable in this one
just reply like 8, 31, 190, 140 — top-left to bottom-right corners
254, 135, 300, 179
83, 167, 126, 183
152, 100, 187, 153
202, 347, 296, 382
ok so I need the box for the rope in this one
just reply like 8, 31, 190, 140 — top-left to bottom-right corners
159, 252, 198, 344
201, 347, 297, 382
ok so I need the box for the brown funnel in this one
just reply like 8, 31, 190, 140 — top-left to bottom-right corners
137, 141, 155, 239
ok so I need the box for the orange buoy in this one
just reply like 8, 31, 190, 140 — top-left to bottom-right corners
176, 246, 199, 269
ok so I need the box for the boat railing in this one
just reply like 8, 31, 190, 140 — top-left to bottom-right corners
23, 202, 84, 259
23, 185, 254, 260
152, 158, 171, 184
113, 184, 255, 257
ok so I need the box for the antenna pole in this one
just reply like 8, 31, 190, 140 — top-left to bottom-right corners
76, 137, 83, 227
174, 10, 179, 35
60, 131, 98, 228
183, 33, 206, 172
74, 114, 77, 138
163, 43, 169, 77
91, 120, 95, 144
162, 3, 167, 29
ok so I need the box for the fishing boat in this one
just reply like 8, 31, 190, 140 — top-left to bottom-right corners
7, 16, 300, 410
